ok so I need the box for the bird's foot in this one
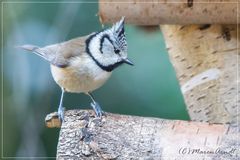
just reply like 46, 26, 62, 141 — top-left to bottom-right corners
90, 102, 104, 118
58, 106, 65, 122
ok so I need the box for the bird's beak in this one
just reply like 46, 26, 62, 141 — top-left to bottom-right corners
123, 58, 134, 66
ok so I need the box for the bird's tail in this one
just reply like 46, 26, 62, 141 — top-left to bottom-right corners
17, 44, 48, 60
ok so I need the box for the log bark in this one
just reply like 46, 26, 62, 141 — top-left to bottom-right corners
99, 0, 239, 25
161, 25, 239, 124
45, 110, 239, 160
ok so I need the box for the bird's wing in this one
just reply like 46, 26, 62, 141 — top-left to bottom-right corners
44, 36, 88, 67
19, 34, 91, 68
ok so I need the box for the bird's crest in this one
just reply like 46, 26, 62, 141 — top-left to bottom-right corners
111, 17, 127, 52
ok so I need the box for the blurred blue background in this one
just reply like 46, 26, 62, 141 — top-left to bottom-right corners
1, 1, 189, 158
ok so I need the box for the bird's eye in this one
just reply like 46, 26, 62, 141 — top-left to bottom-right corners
114, 48, 120, 54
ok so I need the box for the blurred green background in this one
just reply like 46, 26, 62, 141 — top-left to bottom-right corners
1, 0, 189, 159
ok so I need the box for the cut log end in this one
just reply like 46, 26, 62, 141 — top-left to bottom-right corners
45, 112, 61, 128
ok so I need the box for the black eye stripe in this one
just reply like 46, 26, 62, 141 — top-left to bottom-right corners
114, 48, 120, 55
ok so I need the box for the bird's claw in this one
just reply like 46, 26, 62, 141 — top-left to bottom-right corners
90, 102, 104, 117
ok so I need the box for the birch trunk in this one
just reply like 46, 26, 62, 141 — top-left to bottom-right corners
161, 24, 239, 124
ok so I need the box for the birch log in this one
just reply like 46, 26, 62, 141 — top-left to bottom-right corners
99, 0, 239, 25
161, 25, 239, 124
45, 110, 239, 160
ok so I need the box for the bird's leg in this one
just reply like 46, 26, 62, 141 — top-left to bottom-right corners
58, 87, 65, 121
87, 92, 104, 117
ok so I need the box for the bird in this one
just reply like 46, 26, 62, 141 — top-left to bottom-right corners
19, 17, 133, 121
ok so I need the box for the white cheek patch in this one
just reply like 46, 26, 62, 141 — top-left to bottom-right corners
89, 36, 102, 59
102, 38, 114, 54
88, 34, 119, 67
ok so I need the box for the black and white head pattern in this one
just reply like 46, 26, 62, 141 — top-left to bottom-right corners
86, 17, 128, 72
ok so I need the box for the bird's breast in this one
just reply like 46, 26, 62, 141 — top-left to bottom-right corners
50, 57, 112, 93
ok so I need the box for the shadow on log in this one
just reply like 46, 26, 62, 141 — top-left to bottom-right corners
45, 110, 239, 159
